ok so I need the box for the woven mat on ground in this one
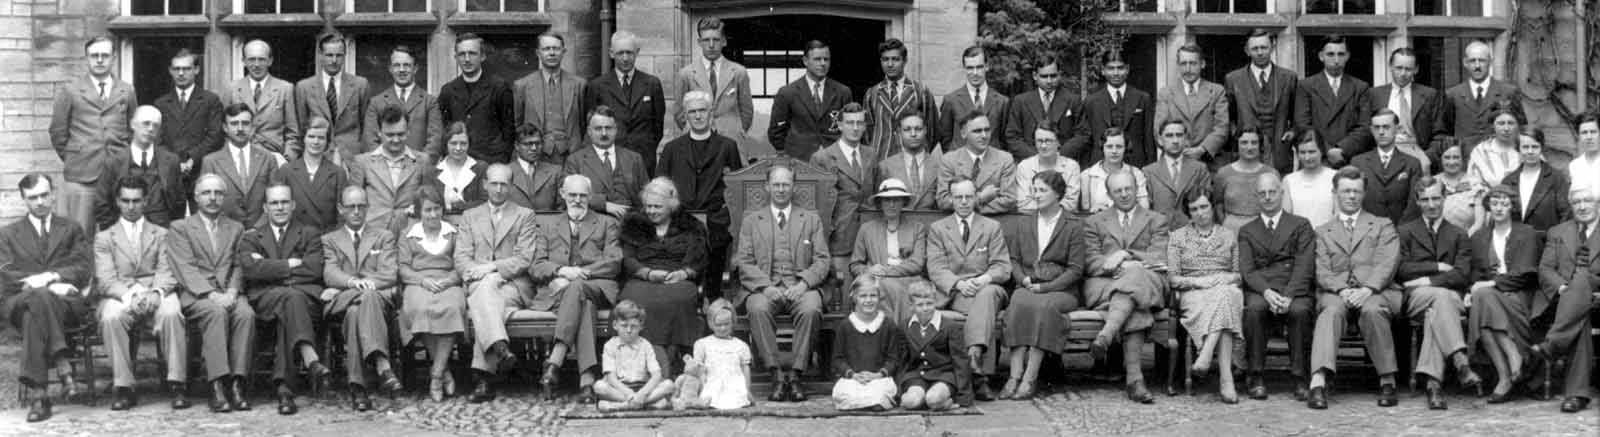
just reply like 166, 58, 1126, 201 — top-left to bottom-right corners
562, 399, 982, 419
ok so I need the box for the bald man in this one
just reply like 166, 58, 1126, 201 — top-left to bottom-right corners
321, 186, 400, 411
225, 40, 300, 159
529, 174, 622, 401
1082, 170, 1170, 404
165, 174, 257, 413
581, 31, 664, 174
1444, 41, 1520, 157
459, 163, 539, 403
97, 106, 185, 229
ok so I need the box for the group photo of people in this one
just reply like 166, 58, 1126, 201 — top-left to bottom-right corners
3, 15, 1596, 427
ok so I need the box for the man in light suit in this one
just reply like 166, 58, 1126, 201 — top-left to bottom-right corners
1081, 54, 1157, 167
1445, 41, 1521, 157
1307, 167, 1401, 409
203, 104, 283, 226
98, 106, 185, 229
865, 38, 940, 160
1349, 110, 1423, 224
812, 103, 879, 291
166, 174, 257, 413
155, 48, 224, 197
349, 106, 429, 236
364, 45, 442, 160
1367, 48, 1447, 166
1226, 29, 1300, 173
1004, 53, 1085, 161
238, 184, 328, 416
768, 40, 853, 161
1238, 173, 1317, 401
733, 165, 830, 402
296, 34, 370, 159
529, 174, 622, 401
925, 179, 1012, 401
582, 31, 665, 174
941, 46, 1009, 155
1295, 35, 1372, 168
1082, 171, 1170, 404
458, 164, 539, 403
0, 174, 93, 422
94, 177, 190, 411
1154, 44, 1231, 170
516, 32, 589, 163
49, 36, 136, 231
675, 19, 756, 159
878, 111, 941, 210
1394, 182, 1480, 410
1533, 187, 1598, 414
320, 186, 400, 410
1143, 120, 1212, 227
507, 123, 562, 211
937, 113, 1017, 214
225, 39, 300, 159
564, 107, 649, 218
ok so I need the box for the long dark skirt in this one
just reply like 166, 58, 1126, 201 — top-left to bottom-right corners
619, 280, 702, 347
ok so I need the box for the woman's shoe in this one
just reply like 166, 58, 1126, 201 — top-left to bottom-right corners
1014, 380, 1036, 400
1486, 391, 1515, 404
997, 378, 1019, 400
429, 375, 445, 402
443, 372, 457, 397
1190, 363, 1211, 381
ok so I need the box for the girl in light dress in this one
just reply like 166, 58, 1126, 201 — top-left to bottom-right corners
687, 302, 753, 409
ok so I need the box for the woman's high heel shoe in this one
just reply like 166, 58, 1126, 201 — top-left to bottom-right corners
1014, 380, 1036, 399
443, 372, 457, 397
997, 378, 1019, 400
429, 375, 445, 402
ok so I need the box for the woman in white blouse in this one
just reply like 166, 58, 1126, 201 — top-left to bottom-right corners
1078, 128, 1149, 214
1467, 101, 1525, 187
398, 186, 467, 402
430, 122, 487, 215
1281, 129, 1336, 227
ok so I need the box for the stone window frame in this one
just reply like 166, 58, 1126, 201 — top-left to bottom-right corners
1192, 0, 1275, 14
1302, 0, 1384, 15
345, 0, 432, 14
232, 0, 318, 14
456, 0, 545, 13
121, 0, 205, 16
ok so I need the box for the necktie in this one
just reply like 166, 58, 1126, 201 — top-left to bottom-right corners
601, 150, 613, 171
1258, 70, 1268, 88
1185, 83, 1194, 96
777, 211, 787, 229
813, 82, 824, 106
207, 221, 219, 254
399, 86, 408, 104
326, 77, 338, 123
972, 87, 982, 108
1042, 91, 1053, 109
1120, 213, 1129, 229
1266, 217, 1276, 232
1582, 223, 1590, 242
1113, 89, 1122, 105
142, 149, 150, 168
179, 89, 188, 108
1398, 88, 1413, 133
236, 149, 248, 178
961, 218, 970, 243
36, 219, 48, 243
1344, 217, 1356, 234
970, 155, 982, 179
890, 81, 900, 101
569, 220, 582, 264
1331, 78, 1339, 97
1170, 161, 1181, 182
352, 229, 363, 262
1381, 153, 1390, 168
848, 150, 861, 177
708, 61, 718, 97
98, 81, 107, 100
274, 226, 284, 244
1475, 86, 1484, 102
253, 82, 262, 104
910, 157, 922, 188
622, 73, 631, 89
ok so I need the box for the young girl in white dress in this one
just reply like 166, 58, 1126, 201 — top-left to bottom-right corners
690, 302, 753, 409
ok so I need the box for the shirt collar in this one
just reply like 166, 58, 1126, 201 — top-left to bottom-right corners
130, 141, 153, 157
405, 221, 458, 239
395, 84, 411, 96
1251, 63, 1272, 77
771, 204, 792, 219
1107, 84, 1127, 94
593, 144, 614, 157
377, 147, 417, 162
969, 83, 985, 98
1338, 211, 1361, 224
1260, 210, 1283, 224
966, 148, 985, 162
1471, 77, 1492, 88
836, 141, 859, 158
29, 214, 50, 234
121, 216, 145, 234
703, 57, 717, 72
176, 84, 194, 96
348, 225, 364, 240
437, 156, 478, 172
806, 75, 825, 91
250, 77, 268, 88
1038, 207, 1063, 225
321, 71, 340, 86
909, 311, 942, 331
848, 311, 884, 333
616, 68, 633, 82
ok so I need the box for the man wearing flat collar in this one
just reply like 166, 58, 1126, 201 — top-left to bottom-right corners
1307, 167, 1402, 409
295, 33, 369, 159
95, 176, 190, 412
1445, 40, 1522, 157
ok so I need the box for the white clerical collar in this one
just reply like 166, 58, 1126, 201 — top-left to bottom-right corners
462, 71, 482, 83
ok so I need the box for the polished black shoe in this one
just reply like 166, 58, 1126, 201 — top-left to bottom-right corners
1517, 344, 1548, 386
1425, 383, 1447, 410
1561, 397, 1590, 413
230, 378, 251, 411
767, 378, 787, 402
209, 380, 232, 413
378, 370, 403, 394
1376, 384, 1398, 407
26, 399, 52, 422
277, 391, 298, 415
1125, 380, 1155, 404
495, 343, 520, 373
973, 378, 995, 402
785, 379, 808, 402
110, 386, 137, 411
1306, 386, 1328, 409
169, 381, 192, 410
1246, 375, 1268, 400
468, 379, 495, 404
350, 385, 372, 412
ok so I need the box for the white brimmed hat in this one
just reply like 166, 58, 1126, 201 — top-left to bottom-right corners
872, 178, 913, 200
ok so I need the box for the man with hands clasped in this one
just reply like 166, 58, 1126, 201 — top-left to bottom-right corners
732, 166, 830, 403
1306, 167, 1401, 409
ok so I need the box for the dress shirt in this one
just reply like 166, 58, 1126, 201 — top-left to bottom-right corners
1378, 147, 1395, 167
1108, 84, 1127, 102
29, 214, 50, 236
1470, 77, 1491, 99
130, 142, 154, 167
908, 310, 943, 333
593, 145, 617, 171
396, 84, 413, 103
1259, 210, 1284, 231
121, 217, 144, 244
1519, 167, 1540, 218
1325, 72, 1342, 95
1569, 153, 1600, 195
969, 84, 986, 107
320, 72, 341, 100
806, 76, 826, 101
837, 142, 861, 169
1251, 64, 1273, 86
1387, 85, 1410, 117
770, 205, 793, 224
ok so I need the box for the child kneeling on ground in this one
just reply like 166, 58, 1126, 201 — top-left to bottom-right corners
595, 300, 677, 411
898, 281, 973, 410
831, 275, 903, 411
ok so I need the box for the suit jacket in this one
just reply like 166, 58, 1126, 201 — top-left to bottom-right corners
877, 151, 941, 210
1004, 88, 1086, 161
295, 73, 371, 158
896, 314, 974, 407
96, 145, 186, 229
925, 213, 1012, 296
941, 85, 1009, 154
1295, 73, 1373, 160
731, 206, 830, 301
936, 147, 1018, 214
529, 212, 623, 305
1225, 65, 1300, 172
1468, 223, 1541, 296
1006, 214, 1084, 294
1237, 213, 1317, 298
321, 225, 398, 291
439, 75, 517, 163
349, 149, 429, 233
225, 76, 301, 157
364, 86, 443, 158
50, 75, 136, 184
515, 69, 589, 159
1142, 156, 1212, 227
864, 78, 941, 160
271, 156, 350, 233
1314, 211, 1399, 292
1366, 84, 1448, 158
507, 158, 563, 211
563, 145, 648, 213
452, 202, 538, 286
1537, 220, 1598, 316
811, 142, 880, 256
1081, 86, 1157, 166
237, 221, 324, 299
848, 219, 927, 278
1083, 207, 1170, 277
154, 87, 224, 163
201, 143, 282, 226
1349, 149, 1423, 224
1153, 80, 1231, 161
1395, 218, 1471, 290
582, 70, 666, 162
657, 132, 744, 245
675, 59, 754, 140
1444, 78, 1521, 154
0, 215, 92, 321
95, 221, 177, 299
767, 77, 853, 160
1501, 165, 1571, 232
166, 214, 244, 297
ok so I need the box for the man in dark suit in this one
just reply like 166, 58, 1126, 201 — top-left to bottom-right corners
1533, 187, 1597, 414
237, 184, 328, 415
1307, 168, 1402, 409
203, 103, 282, 226
1349, 109, 1422, 224
439, 33, 516, 164
1444, 41, 1521, 156
364, 45, 442, 160
1080, 54, 1156, 166
1226, 29, 1300, 173
937, 113, 1017, 214
732, 165, 830, 402
166, 174, 256, 413
320, 186, 401, 410
658, 90, 743, 298
1394, 182, 1480, 410
507, 123, 562, 211
98, 106, 185, 229
0, 174, 92, 422
1295, 35, 1372, 168
812, 103, 878, 290
294, 34, 369, 159
878, 111, 941, 210
1003, 53, 1085, 161
767, 40, 853, 161
529, 174, 622, 400
1238, 173, 1317, 400
940, 46, 1008, 155
582, 31, 665, 175
1142, 120, 1212, 226
155, 48, 223, 200
50, 36, 136, 232
564, 107, 649, 218
271, 117, 349, 233
1367, 48, 1447, 165
516, 32, 588, 162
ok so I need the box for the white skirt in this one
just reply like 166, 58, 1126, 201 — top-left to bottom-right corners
831, 377, 898, 410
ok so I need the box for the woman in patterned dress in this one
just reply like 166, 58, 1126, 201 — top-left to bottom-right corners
1167, 188, 1245, 403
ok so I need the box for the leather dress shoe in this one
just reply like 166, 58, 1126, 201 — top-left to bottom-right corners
767, 379, 787, 402
1425, 383, 1447, 410
277, 391, 298, 415
1306, 386, 1328, 409
1246, 375, 1268, 400
1456, 366, 1483, 396
378, 370, 403, 394
350, 385, 372, 412
170, 381, 192, 410
230, 378, 251, 411
539, 362, 560, 399
307, 361, 332, 392
1561, 397, 1590, 413
26, 398, 52, 422
973, 378, 995, 402
110, 386, 137, 411
209, 380, 232, 413
495, 344, 519, 373
468, 379, 495, 403
1125, 380, 1155, 404
1486, 389, 1515, 404
1376, 384, 1399, 407
786, 379, 808, 402
577, 386, 596, 404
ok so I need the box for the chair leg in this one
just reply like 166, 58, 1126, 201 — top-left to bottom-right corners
1183, 337, 1194, 397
